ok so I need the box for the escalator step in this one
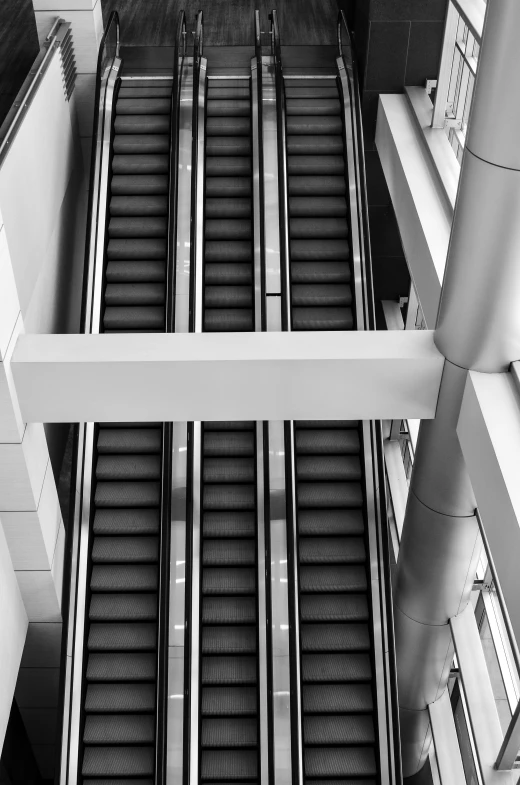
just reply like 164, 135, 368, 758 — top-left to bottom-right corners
110, 195, 167, 216
108, 238, 166, 260
304, 714, 375, 745
116, 98, 171, 115
296, 482, 363, 508
94, 478, 160, 503
203, 484, 256, 511
300, 594, 368, 622
206, 117, 251, 136
204, 458, 255, 484
204, 310, 253, 332
85, 683, 156, 713
105, 283, 165, 306
290, 218, 348, 238
87, 652, 156, 682
207, 87, 250, 99
113, 134, 170, 154
202, 596, 256, 625
82, 746, 154, 778
288, 175, 345, 196
112, 154, 169, 175
206, 157, 251, 177
97, 428, 162, 454
96, 455, 161, 481
205, 286, 253, 309
88, 623, 157, 651
289, 195, 346, 216
286, 98, 340, 116
206, 177, 251, 198
203, 511, 256, 539
202, 718, 257, 747
206, 198, 252, 219
292, 306, 353, 330
292, 284, 352, 308
290, 239, 349, 261
298, 509, 364, 536
286, 116, 343, 135
206, 137, 252, 157
300, 566, 367, 593
106, 261, 166, 283
202, 656, 257, 685
103, 306, 165, 331
203, 568, 256, 596
203, 539, 256, 566
118, 86, 171, 98
288, 157, 345, 177
200, 750, 258, 780
302, 653, 372, 683
205, 240, 252, 263
205, 422, 254, 431
299, 537, 365, 564
207, 99, 250, 116
111, 174, 168, 195
202, 626, 257, 655
84, 714, 155, 744
302, 683, 373, 714
287, 136, 344, 156
93, 509, 160, 535
89, 594, 157, 622
202, 687, 257, 716
291, 262, 350, 285
296, 456, 361, 482
301, 624, 370, 654
92, 537, 159, 564
285, 86, 339, 99
109, 217, 167, 238
83, 780, 153, 785
115, 114, 170, 134
204, 432, 255, 457
296, 421, 358, 429
205, 219, 251, 240
304, 747, 376, 778
295, 429, 359, 455
91, 565, 158, 592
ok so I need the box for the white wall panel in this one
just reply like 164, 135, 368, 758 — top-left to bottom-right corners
0, 427, 48, 512
0, 314, 25, 444
0, 227, 20, 360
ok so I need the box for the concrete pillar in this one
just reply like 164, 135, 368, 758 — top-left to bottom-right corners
33, 0, 104, 174
396, 0, 520, 775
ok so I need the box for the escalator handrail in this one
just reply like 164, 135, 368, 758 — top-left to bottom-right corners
337, 11, 403, 783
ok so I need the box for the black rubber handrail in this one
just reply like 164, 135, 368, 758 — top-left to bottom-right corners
189, 10, 204, 332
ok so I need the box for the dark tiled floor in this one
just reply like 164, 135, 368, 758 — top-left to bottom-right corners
0, 0, 39, 127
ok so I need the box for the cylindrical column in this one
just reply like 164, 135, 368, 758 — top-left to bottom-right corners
435, 0, 520, 372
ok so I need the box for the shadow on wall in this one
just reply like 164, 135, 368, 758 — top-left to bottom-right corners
0, 0, 39, 127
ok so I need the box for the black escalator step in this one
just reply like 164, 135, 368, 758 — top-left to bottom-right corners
286, 98, 340, 116
206, 157, 251, 177
301, 624, 370, 654
206, 137, 252, 157
95, 481, 161, 508
207, 99, 250, 116
83, 780, 153, 785
118, 85, 172, 98
295, 429, 359, 455
205, 287, 252, 309
201, 687, 257, 716
203, 457, 254, 483
285, 86, 338, 99
291, 239, 349, 262
292, 307, 353, 331
302, 653, 372, 683
112, 154, 169, 175
89, 593, 157, 622
110, 195, 167, 216
114, 114, 170, 134
286, 116, 342, 135
85, 683, 156, 713
97, 428, 161, 454
91, 565, 158, 592
96, 455, 161, 481
202, 656, 257, 685
116, 98, 171, 115
105, 283, 165, 306
203, 539, 255, 567
286, 136, 344, 156
204, 431, 254, 457
113, 134, 169, 154
109, 217, 167, 238
298, 509, 365, 537
288, 175, 346, 196
291, 262, 350, 285
103, 306, 165, 331
300, 594, 368, 622
106, 261, 165, 283
205, 310, 253, 332
296, 456, 361, 482
207, 86, 251, 99
304, 714, 375, 746
93, 509, 160, 535
290, 217, 348, 239
82, 746, 154, 778
203, 511, 255, 539
206, 177, 251, 198
203, 484, 255, 512
205, 219, 251, 240
288, 157, 345, 177
202, 626, 257, 655
203, 597, 256, 625
296, 421, 357, 429
206, 198, 251, 219
111, 174, 168, 195
297, 482, 363, 509
84, 714, 155, 744
304, 747, 376, 778
289, 195, 346, 217
205, 240, 252, 263
204, 422, 254, 431
88, 623, 156, 651
206, 117, 251, 136
201, 750, 257, 781
203, 568, 256, 596
119, 79, 173, 89
302, 781, 374, 785
87, 652, 156, 682
92, 536, 158, 564
300, 565, 367, 593
108, 238, 166, 260
292, 284, 352, 308
303, 683, 373, 714
202, 718, 257, 748
299, 537, 365, 565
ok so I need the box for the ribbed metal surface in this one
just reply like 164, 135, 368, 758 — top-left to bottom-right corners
200, 423, 259, 782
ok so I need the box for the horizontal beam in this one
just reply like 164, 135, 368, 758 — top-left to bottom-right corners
11, 330, 444, 423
